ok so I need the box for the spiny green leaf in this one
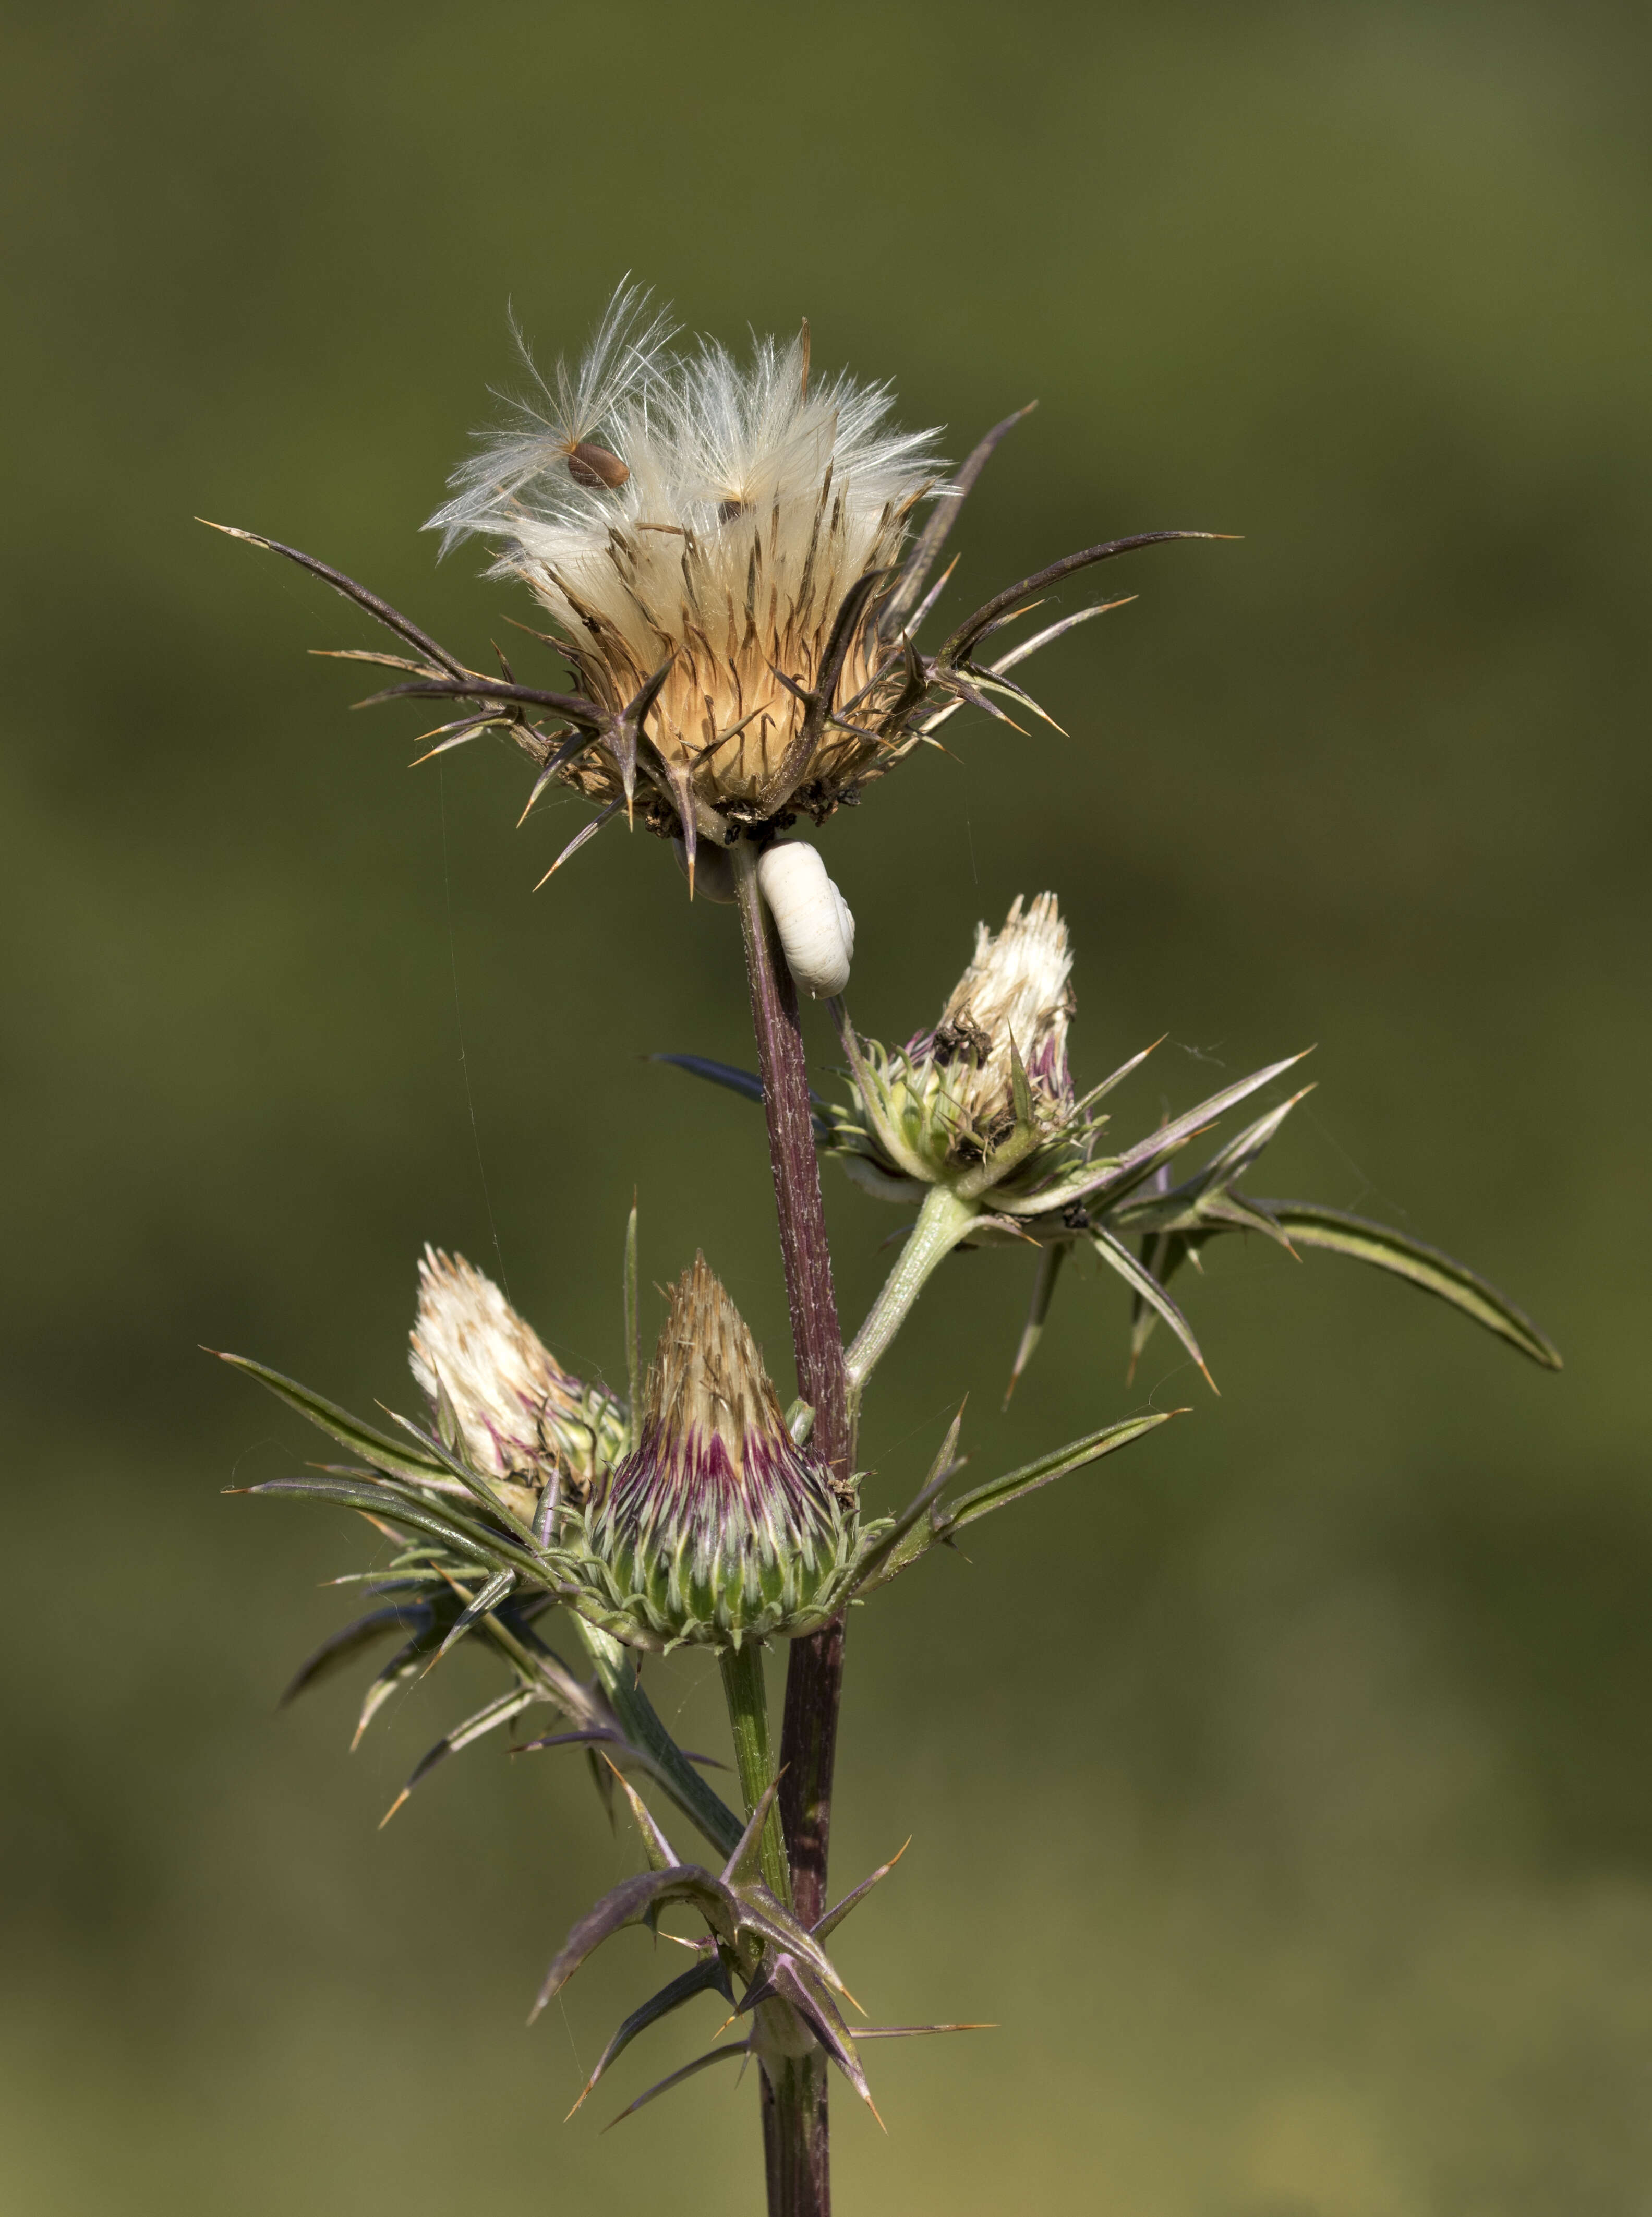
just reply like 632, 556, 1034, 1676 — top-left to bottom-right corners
1004, 1242, 1066, 1406
600, 2040, 751, 2129
813, 1840, 909, 1943
604, 1760, 680, 1874
245, 1473, 527, 1576
1125, 1232, 1193, 1381
1186, 1086, 1315, 1197
650, 1054, 833, 1142
575, 1620, 745, 1858
213, 1351, 448, 1486
426, 1569, 516, 1672
934, 1411, 1181, 1538
744, 1956, 879, 2119
352, 1617, 455, 1749
1090, 1223, 1216, 1393
568, 1955, 733, 2118
1010, 1053, 1310, 1218
650, 1052, 764, 1108
727, 1889, 854, 2003
851, 1409, 967, 1594
277, 1603, 429, 1709
718, 1775, 785, 1896
379, 1684, 544, 1827
532, 1867, 739, 2020
244, 1474, 502, 1564
1070, 1035, 1164, 1120
1250, 1199, 1562, 1369
378, 1406, 547, 1554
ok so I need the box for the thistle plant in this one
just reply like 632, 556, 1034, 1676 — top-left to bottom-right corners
211, 287, 1558, 2217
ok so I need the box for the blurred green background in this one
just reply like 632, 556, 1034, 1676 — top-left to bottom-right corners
4, 2, 1648, 2210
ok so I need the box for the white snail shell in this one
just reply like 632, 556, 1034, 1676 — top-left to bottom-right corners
757, 841, 855, 998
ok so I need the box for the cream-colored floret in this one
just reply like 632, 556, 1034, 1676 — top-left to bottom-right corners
936, 892, 1074, 1129
408, 1246, 578, 1484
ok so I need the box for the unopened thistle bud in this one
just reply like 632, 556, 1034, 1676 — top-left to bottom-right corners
409, 1247, 628, 1512
827, 893, 1084, 1201
573, 1256, 858, 1652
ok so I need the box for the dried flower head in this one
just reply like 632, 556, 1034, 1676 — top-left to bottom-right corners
575, 1255, 858, 1651
409, 1246, 628, 1510
428, 292, 950, 856
203, 288, 1217, 894
432, 292, 940, 819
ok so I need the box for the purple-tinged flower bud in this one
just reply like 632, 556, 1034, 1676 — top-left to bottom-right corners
575, 1255, 857, 1651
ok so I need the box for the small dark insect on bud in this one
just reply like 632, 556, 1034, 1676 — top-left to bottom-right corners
931, 1017, 992, 1070
566, 440, 630, 490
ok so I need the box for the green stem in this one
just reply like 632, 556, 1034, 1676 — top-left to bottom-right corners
719, 1641, 793, 1905
574, 1618, 744, 1859
844, 1183, 979, 1405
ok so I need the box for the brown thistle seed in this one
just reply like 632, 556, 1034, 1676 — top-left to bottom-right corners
565, 440, 631, 490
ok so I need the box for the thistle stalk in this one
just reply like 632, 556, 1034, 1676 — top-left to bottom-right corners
732, 838, 850, 2217
845, 1184, 981, 1405
214, 285, 1564, 2217
718, 1642, 792, 1905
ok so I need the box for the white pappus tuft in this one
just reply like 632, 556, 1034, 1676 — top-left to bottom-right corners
758, 841, 855, 998
430, 282, 679, 553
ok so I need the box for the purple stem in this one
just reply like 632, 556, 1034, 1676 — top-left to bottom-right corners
733, 842, 852, 2217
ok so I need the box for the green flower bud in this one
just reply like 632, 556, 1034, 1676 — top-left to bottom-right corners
573, 1255, 858, 1652
826, 893, 1088, 1202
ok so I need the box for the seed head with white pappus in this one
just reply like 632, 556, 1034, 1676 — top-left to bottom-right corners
208, 285, 1219, 892
430, 290, 945, 844
574, 1255, 858, 1652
